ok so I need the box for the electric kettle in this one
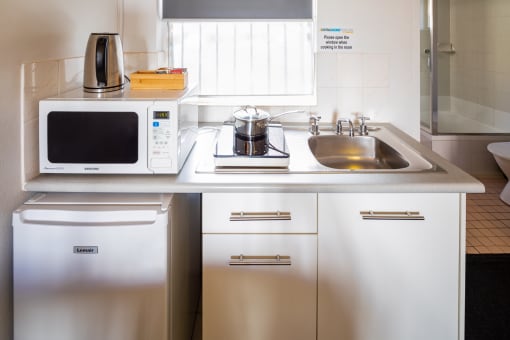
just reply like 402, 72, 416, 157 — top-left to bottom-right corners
83, 33, 126, 93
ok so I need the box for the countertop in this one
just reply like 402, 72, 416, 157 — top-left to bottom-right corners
25, 123, 485, 194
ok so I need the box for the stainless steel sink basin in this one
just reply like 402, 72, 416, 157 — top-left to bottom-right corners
308, 135, 410, 170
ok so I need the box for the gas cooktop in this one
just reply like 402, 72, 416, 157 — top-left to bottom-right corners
213, 122, 290, 168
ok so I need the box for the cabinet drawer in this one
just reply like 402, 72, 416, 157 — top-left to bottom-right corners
203, 193, 317, 233
203, 234, 317, 340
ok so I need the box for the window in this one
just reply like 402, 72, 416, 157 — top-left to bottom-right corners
168, 21, 315, 99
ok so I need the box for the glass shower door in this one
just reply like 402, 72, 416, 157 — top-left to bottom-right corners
421, 0, 510, 134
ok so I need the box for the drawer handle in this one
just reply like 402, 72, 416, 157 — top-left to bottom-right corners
230, 211, 291, 221
229, 254, 291, 266
360, 210, 425, 220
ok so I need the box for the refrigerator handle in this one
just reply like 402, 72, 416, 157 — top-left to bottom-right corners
16, 209, 159, 226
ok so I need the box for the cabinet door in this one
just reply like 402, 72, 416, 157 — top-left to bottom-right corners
203, 234, 317, 340
318, 193, 461, 340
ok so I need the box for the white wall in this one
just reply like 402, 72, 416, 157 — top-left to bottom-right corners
0, 0, 120, 338
315, 0, 420, 138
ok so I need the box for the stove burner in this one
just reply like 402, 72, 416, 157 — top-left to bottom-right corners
234, 133, 268, 156
213, 122, 289, 168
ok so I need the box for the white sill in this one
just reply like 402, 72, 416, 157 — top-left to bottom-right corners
189, 94, 317, 107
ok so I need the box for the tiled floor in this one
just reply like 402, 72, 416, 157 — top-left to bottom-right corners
466, 175, 510, 254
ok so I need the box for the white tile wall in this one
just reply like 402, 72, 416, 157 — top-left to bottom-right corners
336, 54, 363, 87
22, 61, 59, 123
316, 53, 338, 88
58, 57, 84, 93
313, 52, 392, 125
21, 61, 59, 181
124, 51, 166, 77
363, 54, 389, 88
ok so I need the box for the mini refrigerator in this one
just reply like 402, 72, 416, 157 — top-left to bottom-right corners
12, 192, 201, 340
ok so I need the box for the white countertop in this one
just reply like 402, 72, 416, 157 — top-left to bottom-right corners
24, 123, 485, 194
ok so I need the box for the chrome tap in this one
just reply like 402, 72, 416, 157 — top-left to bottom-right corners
336, 118, 354, 136
309, 114, 321, 135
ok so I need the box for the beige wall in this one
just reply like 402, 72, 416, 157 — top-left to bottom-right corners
0, 1, 120, 338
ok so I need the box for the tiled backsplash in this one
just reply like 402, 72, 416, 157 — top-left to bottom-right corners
21, 52, 164, 182
314, 52, 390, 125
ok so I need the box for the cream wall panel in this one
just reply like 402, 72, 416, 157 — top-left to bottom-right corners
0, 1, 120, 338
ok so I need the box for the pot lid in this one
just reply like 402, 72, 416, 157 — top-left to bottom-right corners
233, 106, 270, 121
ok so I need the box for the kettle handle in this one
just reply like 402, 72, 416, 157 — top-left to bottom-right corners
95, 37, 108, 86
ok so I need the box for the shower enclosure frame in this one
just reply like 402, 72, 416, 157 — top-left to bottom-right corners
422, 0, 439, 135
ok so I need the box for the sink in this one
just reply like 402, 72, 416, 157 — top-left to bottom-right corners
307, 135, 410, 170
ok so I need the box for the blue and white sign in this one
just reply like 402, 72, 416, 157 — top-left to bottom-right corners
319, 27, 355, 52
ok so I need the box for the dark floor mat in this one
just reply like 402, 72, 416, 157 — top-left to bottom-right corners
465, 254, 510, 340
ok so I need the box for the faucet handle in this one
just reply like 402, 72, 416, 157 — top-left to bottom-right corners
309, 114, 321, 135
359, 115, 370, 135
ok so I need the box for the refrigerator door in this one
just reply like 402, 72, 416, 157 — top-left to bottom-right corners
13, 199, 169, 340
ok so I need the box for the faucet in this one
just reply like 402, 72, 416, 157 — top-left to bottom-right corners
336, 118, 354, 136
309, 114, 321, 135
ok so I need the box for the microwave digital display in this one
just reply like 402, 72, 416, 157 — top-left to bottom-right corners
47, 111, 139, 164
153, 111, 170, 120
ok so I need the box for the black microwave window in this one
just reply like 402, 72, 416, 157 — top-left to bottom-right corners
47, 111, 139, 164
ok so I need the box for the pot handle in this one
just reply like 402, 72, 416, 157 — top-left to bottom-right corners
269, 110, 306, 121
95, 37, 108, 87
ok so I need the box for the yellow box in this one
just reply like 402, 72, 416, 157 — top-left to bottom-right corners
130, 71, 188, 90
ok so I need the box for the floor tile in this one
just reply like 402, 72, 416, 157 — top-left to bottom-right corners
467, 176, 510, 254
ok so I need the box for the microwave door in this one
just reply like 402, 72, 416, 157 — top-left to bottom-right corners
46, 111, 139, 168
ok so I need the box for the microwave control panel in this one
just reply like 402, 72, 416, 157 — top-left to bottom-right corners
148, 109, 175, 171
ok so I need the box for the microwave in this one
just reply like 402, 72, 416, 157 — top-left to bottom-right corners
39, 87, 198, 174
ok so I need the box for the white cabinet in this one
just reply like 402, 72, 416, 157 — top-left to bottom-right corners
318, 193, 463, 340
202, 192, 465, 340
202, 193, 317, 340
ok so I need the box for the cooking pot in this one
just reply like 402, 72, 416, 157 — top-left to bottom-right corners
83, 33, 126, 93
233, 106, 305, 138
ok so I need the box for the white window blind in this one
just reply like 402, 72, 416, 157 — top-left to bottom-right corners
169, 21, 315, 97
